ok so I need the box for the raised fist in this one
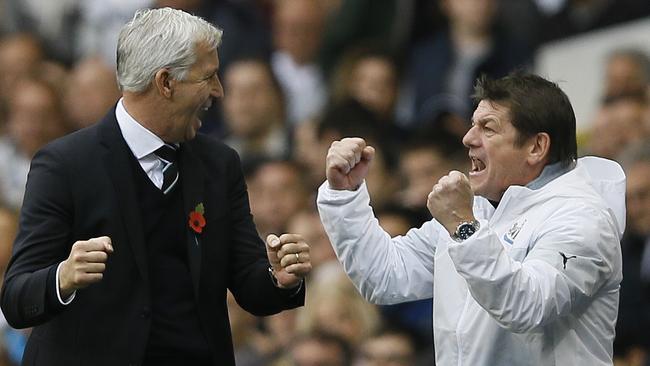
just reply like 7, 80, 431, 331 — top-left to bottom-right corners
325, 137, 375, 191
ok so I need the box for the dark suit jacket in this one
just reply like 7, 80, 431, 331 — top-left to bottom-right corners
0, 108, 304, 365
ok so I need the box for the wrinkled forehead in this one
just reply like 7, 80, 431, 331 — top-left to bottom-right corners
472, 99, 512, 123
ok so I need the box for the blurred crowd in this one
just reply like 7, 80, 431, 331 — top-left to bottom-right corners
1, 0, 650, 365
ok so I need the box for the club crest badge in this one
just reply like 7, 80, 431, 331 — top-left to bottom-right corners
503, 218, 527, 245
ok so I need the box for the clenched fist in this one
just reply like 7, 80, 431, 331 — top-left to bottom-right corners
59, 236, 114, 299
325, 137, 375, 191
427, 171, 476, 235
266, 233, 312, 289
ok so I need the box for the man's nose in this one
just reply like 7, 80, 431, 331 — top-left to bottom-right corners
211, 77, 224, 98
462, 125, 478, 148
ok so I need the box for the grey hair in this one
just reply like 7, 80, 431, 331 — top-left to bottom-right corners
116, 7, 223, 92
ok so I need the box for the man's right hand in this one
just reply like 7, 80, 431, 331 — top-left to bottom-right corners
325, 137, 375, 191
59, 236, 113, 299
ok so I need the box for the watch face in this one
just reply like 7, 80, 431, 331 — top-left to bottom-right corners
457, 223, 477, 240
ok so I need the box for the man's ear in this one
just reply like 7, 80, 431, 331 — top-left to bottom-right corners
528, 132, 550, 166
153, 68, 174, 98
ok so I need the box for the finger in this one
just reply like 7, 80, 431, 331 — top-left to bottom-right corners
449, 170, 463, 179
353, 148, 362, 166
74, 239, 108, 252
438, 174, 452, 186
278, 233, 304, 244
80, 237, 113, 253
82, 262, 106, 274
361, 146, 375, 162
341, 150, 358, 173
328, 152, 353, 174
266, 234, 281, 249
341, 137, 366, 147
278, 251, 300, 267
279, 250, 304, 267
284, 262, 312, 276
82, 251, 109, 263
276, 243, 303, 259
78, 273, 104, 285
96, 236, 114, 252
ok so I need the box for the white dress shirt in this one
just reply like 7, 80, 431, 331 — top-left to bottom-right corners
115, 97, 173, 189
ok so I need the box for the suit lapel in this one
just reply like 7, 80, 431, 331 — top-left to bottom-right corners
98, 111, 150, 286
179, 142, 204, 300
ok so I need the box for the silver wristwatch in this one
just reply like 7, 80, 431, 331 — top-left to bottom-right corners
451, 220, 480, 242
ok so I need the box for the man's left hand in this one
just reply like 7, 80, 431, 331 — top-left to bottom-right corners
266, 233, 311, 289
427, 170, 476, 235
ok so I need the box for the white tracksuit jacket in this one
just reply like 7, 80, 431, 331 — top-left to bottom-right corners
317, 157, 625, 366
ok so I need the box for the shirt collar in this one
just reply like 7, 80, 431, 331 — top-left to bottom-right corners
115, 98, 165, 160
526, 159, 577, 190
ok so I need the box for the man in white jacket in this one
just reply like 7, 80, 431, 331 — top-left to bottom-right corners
317, 73, 625, 365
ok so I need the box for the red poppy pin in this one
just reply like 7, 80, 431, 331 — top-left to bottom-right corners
189, 203, 206, 234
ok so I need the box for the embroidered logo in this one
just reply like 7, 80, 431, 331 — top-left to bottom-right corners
188, 203, 206, 234
503, 218, 527, 245
559, 252, 577, 270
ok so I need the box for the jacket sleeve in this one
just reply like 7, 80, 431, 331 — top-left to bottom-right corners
317, 181, 440, 304
447, 202, 621, 333
224, 149, 304, 315
1, 146, 73, 328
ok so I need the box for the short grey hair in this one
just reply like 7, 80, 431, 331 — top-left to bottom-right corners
116, 7, 223, 92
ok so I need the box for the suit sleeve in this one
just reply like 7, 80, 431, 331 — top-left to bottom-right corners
447, 202, 621, 333
1, 146, 74, 328
224, 150, 304, 315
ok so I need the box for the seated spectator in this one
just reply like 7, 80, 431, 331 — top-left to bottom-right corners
296, 263, 382, 347
0, 205, 22, 365
614, 141, 650, 365
397, 125, 468, 214
287, 209, 337, 272
397, 140, 452, 213
197, 0, 272, 75
222, 58, 289, 162
291, 118, 328, 192
586, 93, 649, 159
0, 78, 67, 210
286, 331, 352, 366
0, 205, 18, 278
64, 57, 121, 129
0, 33, 43, 107
355, 328, 417, 366
603, 49, 650, 101
74, 0, 151, 65
271, 0, 327, 125
401, 0, 531, 124
245, 158, 309, 237
331, 48, 400, 122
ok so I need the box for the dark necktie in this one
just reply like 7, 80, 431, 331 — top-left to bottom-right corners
154, 143, 179, 194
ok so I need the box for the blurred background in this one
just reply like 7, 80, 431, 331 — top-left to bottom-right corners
1, 0, 650, 365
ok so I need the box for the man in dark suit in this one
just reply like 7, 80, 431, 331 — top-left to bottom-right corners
0, 8, 311, 366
